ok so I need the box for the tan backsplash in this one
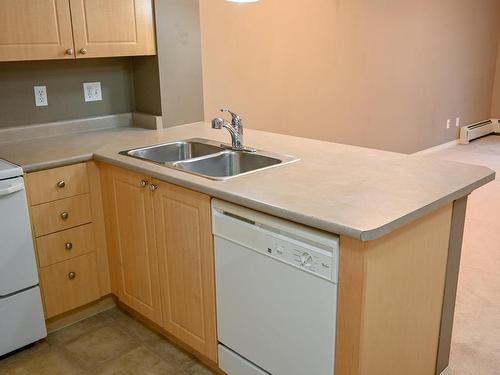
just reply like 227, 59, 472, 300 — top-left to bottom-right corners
200, 0, 500, 153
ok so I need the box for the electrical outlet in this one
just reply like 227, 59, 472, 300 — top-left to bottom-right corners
455, 117, 460, 127
33, 86, 48, 107
83, 82, 102, 102
446, 119, 451, 129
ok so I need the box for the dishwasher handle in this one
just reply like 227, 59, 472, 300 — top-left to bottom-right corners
0, 179, 24, 197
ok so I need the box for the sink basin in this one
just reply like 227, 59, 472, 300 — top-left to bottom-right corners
120, 140, 223, 163
120, 138, 298, 180
174, 151, 282, 179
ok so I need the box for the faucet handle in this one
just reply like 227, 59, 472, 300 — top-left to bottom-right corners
220, 109, 241, 125
212, 117, 225, 129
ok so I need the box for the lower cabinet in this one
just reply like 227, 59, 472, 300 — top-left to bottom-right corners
39, 253, 100, 318
100, 164, 217, 362
153, 179, 218, 362
26, 161, 110, 320
100, 165, 162, 325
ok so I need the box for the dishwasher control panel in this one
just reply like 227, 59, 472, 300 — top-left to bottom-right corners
267, 239, 336, 282
212, 200, 340, 284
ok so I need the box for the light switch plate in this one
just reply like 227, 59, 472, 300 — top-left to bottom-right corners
33, 86, 48, 107
83, 82, 102, 102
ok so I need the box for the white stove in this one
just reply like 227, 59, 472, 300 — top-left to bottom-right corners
0, 159, 46, 357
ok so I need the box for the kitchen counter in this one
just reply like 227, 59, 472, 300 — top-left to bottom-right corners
0, 122, 494, 240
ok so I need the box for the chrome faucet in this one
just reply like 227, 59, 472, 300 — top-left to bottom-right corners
212, 109, 255, 152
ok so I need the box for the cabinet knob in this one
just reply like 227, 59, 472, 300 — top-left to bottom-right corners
80, 48, 88, 55
140, 180, 149, 188
68, 271, 76, 280
149, 184, 159, 191
65, 48, 74, 56
60, 212, 69, 220
65, 242, 73, 250
57, 180, 66, 188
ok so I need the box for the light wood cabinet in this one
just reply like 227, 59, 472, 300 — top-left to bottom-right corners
100, 165, 162, 325
26, 163, 89, 205
36, 224, 95, 267
26, 161, 110, 320
69, 0, 156, 58
0, 0, 155, 62
152, 179, 217, 362
0, 0, 74, 61
100, 164, 217, 361
39, 252, 100, 318
30, 194, 93, 237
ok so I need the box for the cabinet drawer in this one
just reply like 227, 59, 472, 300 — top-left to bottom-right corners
27, 163, 89, 205
36, 224, 95, 267
39, 252, 100, 319
31, 194, 92, 237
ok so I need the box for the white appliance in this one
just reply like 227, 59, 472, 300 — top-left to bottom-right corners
0, 159, 46, 356
212, 199, 339, 375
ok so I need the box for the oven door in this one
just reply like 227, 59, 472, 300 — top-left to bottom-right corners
0, 177, 39, 296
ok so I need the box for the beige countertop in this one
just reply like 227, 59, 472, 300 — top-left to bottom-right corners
0, 122, 494, 240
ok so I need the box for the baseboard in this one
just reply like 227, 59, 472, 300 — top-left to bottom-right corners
413, 139, 459, 155
45, 295, 116, 333
116, 300, 224, 374
415, 118, 500, 154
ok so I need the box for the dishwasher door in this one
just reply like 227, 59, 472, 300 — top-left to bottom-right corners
213, 200, 339, 375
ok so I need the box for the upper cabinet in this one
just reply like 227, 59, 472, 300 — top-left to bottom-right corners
0, 0, 156, 62
0, 0, 74, 61
69, 0, 156, 58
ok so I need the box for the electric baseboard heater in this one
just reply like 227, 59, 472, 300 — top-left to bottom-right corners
459, 119, 500, 144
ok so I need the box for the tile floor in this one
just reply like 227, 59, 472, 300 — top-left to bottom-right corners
0, 308, 215, 375
1, 136, 499, 375
426, 135, 500, 375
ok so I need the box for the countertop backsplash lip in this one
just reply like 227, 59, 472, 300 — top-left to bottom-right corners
0, 112, 134, 144
0, 121, 494, 241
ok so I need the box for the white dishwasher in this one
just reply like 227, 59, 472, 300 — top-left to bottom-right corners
212, 199, 339, 375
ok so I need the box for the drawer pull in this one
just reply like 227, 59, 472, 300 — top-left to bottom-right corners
149, 184, 159, 191
57, 180, 66, 188
140, 180, 149, 188
60, 212, 69, 220
68, 271, 76, 280
65, 242, 73, 250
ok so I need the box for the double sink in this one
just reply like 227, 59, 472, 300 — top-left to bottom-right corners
120, 138, 298, 180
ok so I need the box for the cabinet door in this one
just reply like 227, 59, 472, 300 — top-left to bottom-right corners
69, 0, 156, 58
100, 165, 162, 325
0, 0, 75, 61
153, 180, 217, 362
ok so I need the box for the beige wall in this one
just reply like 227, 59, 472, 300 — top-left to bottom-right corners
491, 36, 500, 118
155, 0, 204, 127
200, 0, 500, 153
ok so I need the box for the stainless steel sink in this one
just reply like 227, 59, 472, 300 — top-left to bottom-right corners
174, 151, 282, 179
120, 138, 298, 180
120, 139, 223, 163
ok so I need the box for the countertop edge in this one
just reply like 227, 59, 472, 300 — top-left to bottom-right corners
21, 154, 94, 173
93, 153, 495, 241
359, 171, 495, 241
